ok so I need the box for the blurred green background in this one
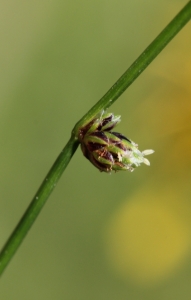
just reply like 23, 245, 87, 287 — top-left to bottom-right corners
1, 0, 191, 299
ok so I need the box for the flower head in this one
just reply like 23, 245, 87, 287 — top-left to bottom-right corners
79, 111, 154, 173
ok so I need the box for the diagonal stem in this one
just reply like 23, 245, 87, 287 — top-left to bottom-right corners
0, 137, 79, 275
73, 0, 191, 135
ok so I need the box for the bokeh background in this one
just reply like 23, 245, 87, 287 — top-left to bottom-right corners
1, 0, 191, 299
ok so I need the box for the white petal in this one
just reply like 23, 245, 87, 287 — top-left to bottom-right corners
143, 158, 150, 166
142, 149, 154, 156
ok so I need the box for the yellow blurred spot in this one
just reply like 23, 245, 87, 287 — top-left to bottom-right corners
104, 191, 191, 286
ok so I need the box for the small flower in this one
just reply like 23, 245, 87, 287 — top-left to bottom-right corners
79, 111, 121, 140
79, 111, 154, 173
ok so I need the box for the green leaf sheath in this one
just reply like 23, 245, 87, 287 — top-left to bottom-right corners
0, 137, 79, 275
0, 1, 191, 276
73, 0, 191, 135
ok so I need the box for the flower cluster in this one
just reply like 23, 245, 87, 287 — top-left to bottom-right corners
79, 111, 154, 173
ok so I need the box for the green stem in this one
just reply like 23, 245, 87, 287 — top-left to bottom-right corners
73, 0, 191, 135
0, 137, 79, 275
0, 0, 191, 276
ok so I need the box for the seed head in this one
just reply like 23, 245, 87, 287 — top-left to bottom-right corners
79, 111, 154, 173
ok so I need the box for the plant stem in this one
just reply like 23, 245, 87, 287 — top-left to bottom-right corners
0, 137, 79, 275
0, 0, 191, 276
73, 0, 191, 135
